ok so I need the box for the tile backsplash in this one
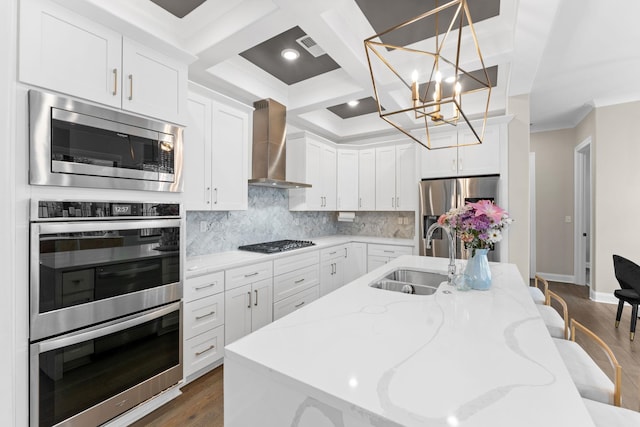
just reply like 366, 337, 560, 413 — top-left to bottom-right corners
186, 187, 415, 256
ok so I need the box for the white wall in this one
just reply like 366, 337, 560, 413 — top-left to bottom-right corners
507, 94, 531, 281
0, 0, 17, 424
591, 101, 640, 297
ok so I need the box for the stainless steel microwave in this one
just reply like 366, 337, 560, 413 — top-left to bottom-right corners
29, 90, 183, 192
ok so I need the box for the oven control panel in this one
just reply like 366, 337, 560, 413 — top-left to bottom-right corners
34, 200, 180, 220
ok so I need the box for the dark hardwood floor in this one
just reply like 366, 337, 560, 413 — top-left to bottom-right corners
132, 281, 639, 426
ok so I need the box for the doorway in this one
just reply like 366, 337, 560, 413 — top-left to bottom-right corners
574, 137, 591, 286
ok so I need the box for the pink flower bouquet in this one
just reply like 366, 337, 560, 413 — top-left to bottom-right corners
437, 200, 512, 252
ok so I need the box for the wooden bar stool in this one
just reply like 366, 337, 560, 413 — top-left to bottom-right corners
537, 289, 569, 339
529, 274, 548, 305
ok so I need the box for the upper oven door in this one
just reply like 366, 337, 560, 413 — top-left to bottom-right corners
30, 218, 182, 341
29, 89, 183, 192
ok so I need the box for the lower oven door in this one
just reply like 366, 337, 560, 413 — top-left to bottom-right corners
30, 302, 182, 427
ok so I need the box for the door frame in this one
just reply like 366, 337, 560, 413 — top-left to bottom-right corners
529, 152, 536, 278
574, 137, 592, 286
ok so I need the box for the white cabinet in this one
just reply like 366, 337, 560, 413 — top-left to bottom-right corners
337, 149, 359, 211
185, 90, 249, 211
358, 149, 376, 210
288, 134, 337, 211
225, 262, 273, 344
19, 0, 188, 124
345, 242, 367, 283
375, 144, 416, 211
183, 271, 225, 382
367, 244, 414, 272
320, 245, 348, 296
420, 125, 500, 178
273, 251, 320, 320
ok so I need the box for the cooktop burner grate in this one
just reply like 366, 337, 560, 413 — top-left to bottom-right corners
238, 239, 315, 254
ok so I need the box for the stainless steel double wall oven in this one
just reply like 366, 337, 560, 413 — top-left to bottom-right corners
29, 201, 183, 427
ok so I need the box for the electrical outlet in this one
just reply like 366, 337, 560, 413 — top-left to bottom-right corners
200, 221, 208, 232
397, 216, 403, 225
403, 217, 409, 225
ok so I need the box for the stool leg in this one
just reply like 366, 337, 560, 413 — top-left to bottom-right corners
631, 304, 638, 341
615, 300, 625, 327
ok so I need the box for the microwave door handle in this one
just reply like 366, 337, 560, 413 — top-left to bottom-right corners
36, 301, 180, 353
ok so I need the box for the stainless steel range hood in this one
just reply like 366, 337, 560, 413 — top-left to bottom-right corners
248, 98, 311, 189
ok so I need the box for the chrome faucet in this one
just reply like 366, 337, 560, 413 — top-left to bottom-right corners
426, 223, 456, 284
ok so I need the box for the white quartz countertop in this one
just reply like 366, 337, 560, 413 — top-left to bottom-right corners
186, 235, 414, 278
225, 255, 595, 427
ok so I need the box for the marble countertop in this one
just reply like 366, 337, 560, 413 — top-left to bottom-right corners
224, 255, 595, 427
186, 235, 415, 278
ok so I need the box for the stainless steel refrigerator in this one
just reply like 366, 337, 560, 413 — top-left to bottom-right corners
418, 175, 501, 262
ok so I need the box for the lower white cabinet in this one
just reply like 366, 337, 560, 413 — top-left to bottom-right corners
320, 245, 348, 296
274, 286, 320, 321
345, 242, 367, 283
225, 278, 273, 345
367, 244, 414, 272
183, 270, 225, 382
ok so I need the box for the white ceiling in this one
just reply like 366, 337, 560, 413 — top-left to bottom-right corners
58, 0, 640, 139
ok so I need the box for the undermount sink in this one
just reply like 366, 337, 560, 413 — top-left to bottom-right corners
369, 269, 448, 295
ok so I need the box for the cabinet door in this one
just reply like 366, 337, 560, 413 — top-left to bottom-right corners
375, 146, 396, 210
306, 140, 324, 210
185, 93, 213, 210
358, 149, 376, 210
121, 38, 187, 124
322, 146, 337, 210
319, 259, 335, 297
19, 0, 121, 108
337, 149, 359, 211
420, 133, 458, 179
457, 125, 500, 176
224, 284, 252, 345
250, 278, 273, 332
345, 242, 367, 282
395, 144, 416, 211
211, 100, 248, 210
367, 255, 389, 273
333, 257, 346, 290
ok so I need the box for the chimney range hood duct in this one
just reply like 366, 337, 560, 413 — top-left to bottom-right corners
248, 98, 311, 189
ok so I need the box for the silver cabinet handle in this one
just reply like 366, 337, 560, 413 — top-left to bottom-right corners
391, 197, 394, 208
359, 197, 362, 208
195, 311, 215, 320
294, 278, 305, 284
194, 283, 216, 291
396, 197, 399, 208
247, 291, 251, 308
294, 301, 305, 308
458, 157, 463, 171
128, 74, 133, 101
383, 250, 395, 253
206, 186, 211, 204
112, 68, 118, 96
214, 188, 218, 204
244, 272, 259, 278
254, 289, 258, 306
329, 251, 337, 255
452, 158, 457, 171
344, 247, 348, 258
195, 345, 215, 357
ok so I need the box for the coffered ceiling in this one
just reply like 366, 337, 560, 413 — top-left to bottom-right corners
57, 0, 640, 140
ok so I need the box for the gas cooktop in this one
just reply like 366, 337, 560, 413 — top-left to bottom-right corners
238, 239, 315, 254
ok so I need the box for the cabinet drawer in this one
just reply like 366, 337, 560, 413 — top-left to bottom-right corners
184, 324, 224, 378
273, 264, 319, 303
273, 286, 320, 321
273, 250, 319, 276
185, 271, 224, 302
368, 244, 413, 258
184, 293, 225, 339
320, 245, 347, 262
226, 261, 273, 290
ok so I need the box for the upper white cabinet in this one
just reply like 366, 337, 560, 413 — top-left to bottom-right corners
288, 134, 337, 211
185, 89, 250, 211
375, 144, 416, 211
420, 125, 500, 178
19, 0, 188, 124
337, 149, 359, 211
358, 149, 376, 210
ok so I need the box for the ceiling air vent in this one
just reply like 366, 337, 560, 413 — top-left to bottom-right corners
295, 36, 326, 58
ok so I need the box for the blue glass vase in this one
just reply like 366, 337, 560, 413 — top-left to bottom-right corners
464, 248, 492, 290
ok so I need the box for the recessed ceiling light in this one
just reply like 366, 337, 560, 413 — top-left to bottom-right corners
281, 48, 300, 61
347, 100, 360, 107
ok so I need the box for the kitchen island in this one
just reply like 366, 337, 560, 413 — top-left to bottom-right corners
224, 256, 595, 427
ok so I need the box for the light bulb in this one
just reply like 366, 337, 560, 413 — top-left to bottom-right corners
455, 82, 462, 94
411, 70, 418, 83
281, 48, 300, 61
435, 71, 442, 83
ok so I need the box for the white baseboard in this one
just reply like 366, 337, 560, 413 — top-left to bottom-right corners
589, 289, 619, 305
103, 384, 182, 427
536, 272, 577, 284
